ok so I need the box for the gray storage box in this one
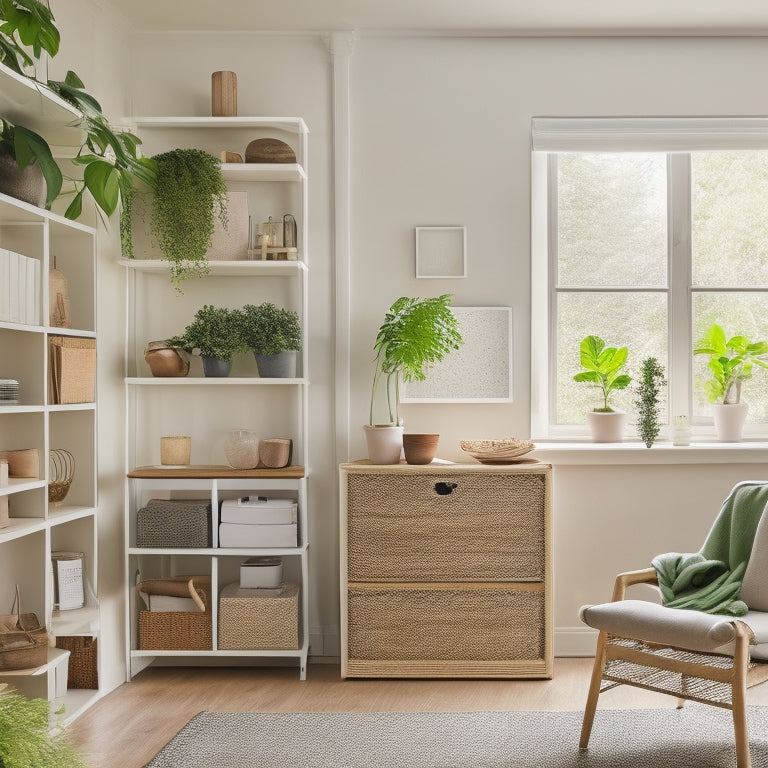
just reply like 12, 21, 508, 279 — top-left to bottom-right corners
136, 499, 212, 548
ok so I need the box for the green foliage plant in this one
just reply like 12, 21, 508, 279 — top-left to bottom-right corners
0, 1, 156, 219
167, 304, 244, 363
370, 294, 463, 426
124, 148, 227, 289
0, 683, 86, 768
238, 302, 301, 356
635, 356, 666, 448
573, 334, 631, 412
694, 323, 768, 404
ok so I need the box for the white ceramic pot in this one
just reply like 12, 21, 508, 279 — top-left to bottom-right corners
363, 424, 404, 464
712, 402, 748, 442
586, 410, 627, 443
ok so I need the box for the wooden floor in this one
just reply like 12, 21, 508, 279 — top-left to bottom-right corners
66, 658, 768, 768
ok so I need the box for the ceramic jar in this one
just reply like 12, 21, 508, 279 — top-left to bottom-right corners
225, 430, 260, 469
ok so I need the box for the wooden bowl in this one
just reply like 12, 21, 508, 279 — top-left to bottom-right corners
245, 138, 296, 164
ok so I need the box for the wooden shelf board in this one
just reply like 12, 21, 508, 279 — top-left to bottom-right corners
118, 258, 306, 276
128, 116, 308, 134
127, 464, 305, 479
125, 376, 306, 386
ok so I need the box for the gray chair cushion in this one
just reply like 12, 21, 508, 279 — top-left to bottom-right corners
741, 507, 768, 612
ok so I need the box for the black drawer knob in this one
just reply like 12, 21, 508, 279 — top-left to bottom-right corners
434, 481, 457, 496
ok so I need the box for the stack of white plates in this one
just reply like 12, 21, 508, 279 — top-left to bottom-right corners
0, 379, 19, 405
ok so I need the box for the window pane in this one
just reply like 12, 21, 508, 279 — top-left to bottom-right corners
692, 292, 768, 422
692, 151, 768, 287
557, 153, 667, 288
556, 292, 668, 424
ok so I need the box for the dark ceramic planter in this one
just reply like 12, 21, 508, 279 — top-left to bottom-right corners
254, 350, 297, 378
201, 356, 232, 377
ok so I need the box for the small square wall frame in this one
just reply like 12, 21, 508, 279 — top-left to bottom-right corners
415, 226, 466, 279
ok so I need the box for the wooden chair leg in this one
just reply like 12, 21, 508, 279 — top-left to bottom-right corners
732, 627, 751, 768
580, 630, 609, 750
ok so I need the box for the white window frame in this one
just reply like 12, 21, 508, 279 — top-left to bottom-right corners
531, 117, 768, 441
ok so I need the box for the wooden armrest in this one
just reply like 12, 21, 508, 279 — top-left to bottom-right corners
611, 567, 658, 602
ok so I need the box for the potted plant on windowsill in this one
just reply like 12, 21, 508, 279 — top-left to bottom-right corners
237, 302, 301, 378
0, 2, 156, 219
694, 323, 768, 441
166, 305, 244, 377
574, 335, 632, 442
366, 295, 463, 464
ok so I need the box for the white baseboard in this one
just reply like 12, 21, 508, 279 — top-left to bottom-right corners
554, 626, 598, 657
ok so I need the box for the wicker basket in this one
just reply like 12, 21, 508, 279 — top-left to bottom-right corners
55, 635, 98, 689
218, 581, 299, 650
138, 579, 212, 650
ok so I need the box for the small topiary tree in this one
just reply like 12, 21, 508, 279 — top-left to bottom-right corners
635, 356, 666, 448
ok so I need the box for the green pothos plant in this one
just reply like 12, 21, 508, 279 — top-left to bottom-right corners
0, 0, 156, 219
370, 294, 463, 426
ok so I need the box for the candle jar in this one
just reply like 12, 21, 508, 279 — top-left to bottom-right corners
225, 429, 260, 470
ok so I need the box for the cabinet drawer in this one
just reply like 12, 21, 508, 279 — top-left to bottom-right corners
346, 470, 545, 581
347, 583, 545, 664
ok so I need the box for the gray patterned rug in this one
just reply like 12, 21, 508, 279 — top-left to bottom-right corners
144, 706, 768, 768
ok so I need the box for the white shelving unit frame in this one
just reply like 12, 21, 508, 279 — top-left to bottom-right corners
0, 59, 101, 723
122, 116, 310, 681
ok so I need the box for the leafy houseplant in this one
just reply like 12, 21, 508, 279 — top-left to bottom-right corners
122, 148, 227, 289
0, 1, 156, 219
0, 683, 86, 768
635, 357, 666, 448
574, 335, 631, 442
238, 302, 301, 378
693, 323, 768, 405
167, 304, 244, 377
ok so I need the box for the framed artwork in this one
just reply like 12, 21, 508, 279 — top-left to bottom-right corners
401, 306, 512, 403
415, 226, 467, 279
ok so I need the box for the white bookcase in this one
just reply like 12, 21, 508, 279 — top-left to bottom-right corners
122, 117, 310, 680
0, 63, 100, 725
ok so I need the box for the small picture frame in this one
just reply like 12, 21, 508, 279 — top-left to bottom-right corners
415, 226, 467, 279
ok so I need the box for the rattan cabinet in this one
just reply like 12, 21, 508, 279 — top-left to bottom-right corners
340, 462, 553, 678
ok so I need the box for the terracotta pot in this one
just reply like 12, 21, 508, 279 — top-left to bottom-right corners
145, 342, 190, 377
403, 433, 440, 465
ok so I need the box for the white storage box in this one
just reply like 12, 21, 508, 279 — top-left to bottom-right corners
221, 497, 297, 525
219, 522, 297, 548
240, 556, 283, 588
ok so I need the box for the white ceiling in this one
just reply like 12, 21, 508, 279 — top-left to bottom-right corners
102, 0, 768, 35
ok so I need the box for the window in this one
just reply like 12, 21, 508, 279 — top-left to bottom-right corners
531, 119, 768, 439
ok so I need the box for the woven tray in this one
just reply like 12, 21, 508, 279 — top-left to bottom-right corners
218, 581, 299, 650
55, 635, 98, 689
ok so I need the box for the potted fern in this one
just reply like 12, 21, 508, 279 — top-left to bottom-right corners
694, 323, 768, 441
366, 295, 463, 464
167, 305, 244, 377
573, 335, 632, 442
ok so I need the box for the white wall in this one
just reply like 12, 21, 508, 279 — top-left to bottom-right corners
48, 12, 768, 689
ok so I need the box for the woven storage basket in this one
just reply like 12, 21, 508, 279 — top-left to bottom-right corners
138, 581, 212, 650
136, 499, 211, 548
55, 635, 98, 688
346, 471, 546, 582
347, 584, 545, 661
218, 581, 299, 650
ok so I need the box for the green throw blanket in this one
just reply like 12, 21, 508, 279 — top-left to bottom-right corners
652, 481, 768, 616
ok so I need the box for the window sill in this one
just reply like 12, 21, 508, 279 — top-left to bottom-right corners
530, 441, 768, 466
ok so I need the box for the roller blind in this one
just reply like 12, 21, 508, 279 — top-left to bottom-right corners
531, 117, 768, 152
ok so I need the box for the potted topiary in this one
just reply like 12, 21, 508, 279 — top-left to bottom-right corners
121, 148, 228, 290
238, 302, 301, 378
0, 2, 156, 219
635, 357, 666, 448
167, 305, 244, 377
573, 334, 632, 442
694, 323, 768, 441
0, 683, 86, 767
366, 295, 463, 464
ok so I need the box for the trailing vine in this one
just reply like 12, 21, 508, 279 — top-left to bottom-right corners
122, 148, 228, 289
